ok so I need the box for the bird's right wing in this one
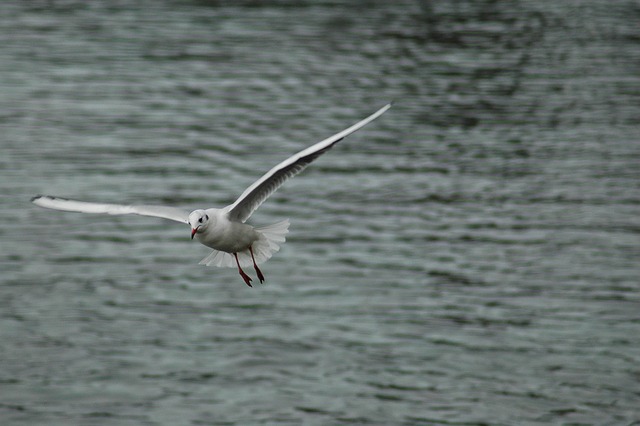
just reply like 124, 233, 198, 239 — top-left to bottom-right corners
225, 103, 391, 223
31, 195, 190, 224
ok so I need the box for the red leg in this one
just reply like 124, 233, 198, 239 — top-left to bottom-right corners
249, 246, 265, 284
234, 253, 253, 287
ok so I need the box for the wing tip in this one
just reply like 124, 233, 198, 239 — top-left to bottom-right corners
366, 103, 392, 121
32, 194, 72, 208
31, 194, 58, 204
31, 194, 51, 204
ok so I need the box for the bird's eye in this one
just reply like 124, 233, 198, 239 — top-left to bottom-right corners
199, 218, 203, 223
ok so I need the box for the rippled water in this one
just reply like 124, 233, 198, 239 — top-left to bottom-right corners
2, 1, 639, 424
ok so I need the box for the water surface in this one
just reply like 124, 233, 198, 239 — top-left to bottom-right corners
1, 1, 639, 424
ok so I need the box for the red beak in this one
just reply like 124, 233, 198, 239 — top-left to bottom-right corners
191, 228, 198, 239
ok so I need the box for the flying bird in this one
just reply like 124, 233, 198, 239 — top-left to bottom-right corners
32, 104, 391, 286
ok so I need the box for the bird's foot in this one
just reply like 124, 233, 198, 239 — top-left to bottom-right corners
248, 246, 265, 284
254, 265, 265, 284
239, 270, 253, 287
234, 252, 253, 287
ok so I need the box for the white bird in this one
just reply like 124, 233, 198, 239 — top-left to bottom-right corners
32, 103, 391, 287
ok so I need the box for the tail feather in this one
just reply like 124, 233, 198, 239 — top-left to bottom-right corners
198, 249, 233, 268
199, 219, 290, 268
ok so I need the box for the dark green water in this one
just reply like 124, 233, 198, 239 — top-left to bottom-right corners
2, 1, 639, 424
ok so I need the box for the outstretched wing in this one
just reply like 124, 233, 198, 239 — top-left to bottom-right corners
225, 103, 391, 223
31, 195, 189, 224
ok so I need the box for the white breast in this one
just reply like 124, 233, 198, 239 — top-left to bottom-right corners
197, 216, 259, 253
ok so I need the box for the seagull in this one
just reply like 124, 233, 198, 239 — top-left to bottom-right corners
32, 103, 391, 287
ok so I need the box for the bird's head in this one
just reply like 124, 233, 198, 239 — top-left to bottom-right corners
188, 209, 210, 239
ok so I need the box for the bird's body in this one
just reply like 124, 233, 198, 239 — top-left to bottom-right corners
195, 209, 258, 253
32, 103, 391, 286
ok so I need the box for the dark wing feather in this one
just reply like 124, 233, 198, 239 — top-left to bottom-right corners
225, 103, 391, 223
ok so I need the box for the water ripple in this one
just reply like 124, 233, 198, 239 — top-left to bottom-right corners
2, 0, 640, 425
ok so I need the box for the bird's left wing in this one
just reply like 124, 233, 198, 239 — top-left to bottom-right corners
31, 195, 190, 224
225, 103, 391, 223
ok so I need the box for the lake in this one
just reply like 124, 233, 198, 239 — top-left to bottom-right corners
1, 0, 639, 424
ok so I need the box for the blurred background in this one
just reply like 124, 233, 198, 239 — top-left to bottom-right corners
1, 0, 639, 424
